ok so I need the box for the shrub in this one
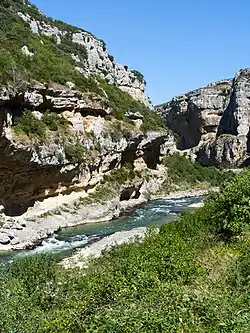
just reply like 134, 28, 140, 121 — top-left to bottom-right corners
42, 111, 68, 132
131, 69, 145, 83
13, 110, 46, 139
208, 170, 250, 236
64, 142, 86, 164
163, 152, 234, 188
141, 108, 165, 133
99, 79, 166, 131
2, 172, 250, 331
79, 184, 115, 204
108, 54, 114, 62
103, 166, 141, 186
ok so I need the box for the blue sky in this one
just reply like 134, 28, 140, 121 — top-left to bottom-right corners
31, 0, 250, 104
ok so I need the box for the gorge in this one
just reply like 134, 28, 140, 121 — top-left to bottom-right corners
1, 1, 250, 332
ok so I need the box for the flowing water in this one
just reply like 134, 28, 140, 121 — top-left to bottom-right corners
0, 195, 204, 262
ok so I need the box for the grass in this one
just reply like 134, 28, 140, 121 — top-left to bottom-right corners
99, 79, 165, 131
103, 164, 141, 185
42, 111, 69, 132
79, 184, 116, 205
1, 171, 250, 331
13, 109, 47, 140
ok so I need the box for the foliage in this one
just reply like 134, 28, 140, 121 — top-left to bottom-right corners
103, 164, 141, 185
2, 173, 250, 331
79, 184, 116, 205
13, 109, 46, 139
0, 2, 166, 132
100, 79, 165, 131
64, 142, 86, 164
56, 36, 88, 61
13, 109, 72, 143
0, 3, 101, 95
42, 111, 68, 132
131, 69, 145, 83
207, 170, 250, 236
163, 152, 235, 188
78, 166, 142, 205
140, 108, 166, 133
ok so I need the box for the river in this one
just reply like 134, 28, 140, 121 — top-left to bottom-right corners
0, 195, 204, 262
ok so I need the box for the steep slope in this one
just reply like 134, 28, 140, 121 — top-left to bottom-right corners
0, 0, 172, 220
156, 69, 250, 167
1, 0, 149, 105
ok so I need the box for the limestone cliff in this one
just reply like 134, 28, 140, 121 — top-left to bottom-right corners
0, 83, 174, 218
1, 0, 149, 105
156, 69, 250, 167
0, 0, 175, 221
0, 80, 177, 249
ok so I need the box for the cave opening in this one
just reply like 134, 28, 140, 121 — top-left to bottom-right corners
143, 146, 160, 170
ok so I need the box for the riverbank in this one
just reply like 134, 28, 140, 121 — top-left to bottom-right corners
0, 186, 214, 252
60, 188, 211, 269
61, 227, 148, 269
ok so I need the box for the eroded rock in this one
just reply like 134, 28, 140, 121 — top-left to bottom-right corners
0, 233, 10, 245
156, 69, 250, 167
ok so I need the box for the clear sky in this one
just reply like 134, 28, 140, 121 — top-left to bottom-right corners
31, 0, 250, 105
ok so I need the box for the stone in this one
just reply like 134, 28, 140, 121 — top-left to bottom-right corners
21, 45, 34, 57
11, 238, 20, 245
32, 111, 43, 120
0, 87, 10, 104
0, 233, 10, 245
156, 70, 250, 167
17, 11, 150, 105
71, 54, 81, 63
66, 81, 76, 89
24, 90, 44, 107
125, 111, 143, 120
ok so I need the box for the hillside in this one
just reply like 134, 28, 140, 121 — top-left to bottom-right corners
0, 0, 168, 224
1, 0, 149, 105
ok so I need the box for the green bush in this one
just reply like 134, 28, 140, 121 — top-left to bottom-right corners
103, 165, 141, 186
0, 2, 167, 131
79, 184, 116, 204
42, 111, 68, 132
99, 79, 165, 131
141, 108, 165, 133
64, 142, 86, 164
163, 152, 234, 188
131, 69, 145, 83
208, 170, 250, 236
13, 109, 46, 139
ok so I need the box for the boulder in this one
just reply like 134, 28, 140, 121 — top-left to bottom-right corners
0, 233, 10, 245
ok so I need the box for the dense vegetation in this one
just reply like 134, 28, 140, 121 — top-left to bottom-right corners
2, 169, 250, 332
163, 152, 235, 190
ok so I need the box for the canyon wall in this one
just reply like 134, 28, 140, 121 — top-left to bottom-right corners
156, 69, 250, 167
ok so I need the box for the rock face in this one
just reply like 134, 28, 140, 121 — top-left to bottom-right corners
16, 5, 149, 106
0, 84, 174, 217
156, 69, 250, 167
